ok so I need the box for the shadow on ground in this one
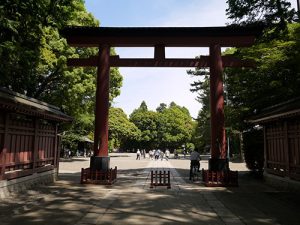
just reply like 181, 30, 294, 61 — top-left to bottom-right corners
0, 167, 300, 225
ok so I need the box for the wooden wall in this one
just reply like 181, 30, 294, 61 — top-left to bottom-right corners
265, 119, 300, 181
0, 112, 60, 180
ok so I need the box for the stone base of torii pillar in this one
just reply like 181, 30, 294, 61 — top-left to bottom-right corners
208, 158, 229, 171
90, 156, 110, 171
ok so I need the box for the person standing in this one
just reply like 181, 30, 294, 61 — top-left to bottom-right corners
136, 149, 141, 160
160, 150, 164, 161
149, 150, 153, 160
165, 149, 170, 161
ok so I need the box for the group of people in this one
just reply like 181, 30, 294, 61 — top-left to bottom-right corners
136, 148, 202, 180
136, 149, 171, 161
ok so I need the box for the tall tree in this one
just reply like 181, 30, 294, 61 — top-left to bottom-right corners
0, 0, 123, 136
158, 102, 194, 150
224, 23, 300, 130
156, 103, 167, 113
108, 107, 140, 151
129, 101, 159, 150
187, 66, 211, 151
226, 0, 296, 30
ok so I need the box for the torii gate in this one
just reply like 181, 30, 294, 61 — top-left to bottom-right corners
62, 26, 261, 172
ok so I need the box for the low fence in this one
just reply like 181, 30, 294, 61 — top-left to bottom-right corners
202, 169, 238, 187
150, 170, 171, 189
81, 167, 117, 185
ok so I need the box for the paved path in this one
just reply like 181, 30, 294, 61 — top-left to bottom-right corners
0, 153, 299, 225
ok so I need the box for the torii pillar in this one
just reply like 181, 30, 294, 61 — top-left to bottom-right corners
90, 45, 110, 171
209, 44, 228, 171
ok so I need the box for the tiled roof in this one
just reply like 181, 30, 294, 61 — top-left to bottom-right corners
0, 88, 73, 122
248, 98, 300, 123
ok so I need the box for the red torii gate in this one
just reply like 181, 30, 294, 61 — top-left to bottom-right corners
62, 26, 261, 172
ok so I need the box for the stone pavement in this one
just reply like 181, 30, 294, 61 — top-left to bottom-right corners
0, 153, 299, 225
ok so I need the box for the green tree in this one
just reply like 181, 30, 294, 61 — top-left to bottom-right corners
0, 0, 123, 139
158, 102, 194, 150
129, 101, 159, 150
226, 0, 296, 30
224, 23, 300, 130
187, 64, 211, 150
109, 108, 141, 151
156, 103, 167, 113
128, 101, 195, 151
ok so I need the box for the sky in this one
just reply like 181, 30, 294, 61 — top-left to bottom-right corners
84, 0, 298, 118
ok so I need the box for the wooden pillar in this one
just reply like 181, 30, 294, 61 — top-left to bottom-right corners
1, 113, 10, 180
32, 118, 39, 172
283, 121, 290, 177
209, 44, 227, 170
94, 45, 110, 157
263, 126, 268, 170
53, 123, 59, 169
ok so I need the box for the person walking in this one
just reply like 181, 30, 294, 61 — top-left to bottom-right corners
136, 149, 141, 160
155, 149, 160, 160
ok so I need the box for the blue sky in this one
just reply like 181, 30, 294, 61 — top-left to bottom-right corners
84, 0, 298, 118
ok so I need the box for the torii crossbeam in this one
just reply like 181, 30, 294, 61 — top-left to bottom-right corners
62, 26, 261, 172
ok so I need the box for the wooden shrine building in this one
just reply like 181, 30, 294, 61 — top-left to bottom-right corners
0, 88, 72, 197
249, 98, 300, 189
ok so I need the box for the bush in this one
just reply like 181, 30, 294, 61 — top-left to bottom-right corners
243, 128, 264, 175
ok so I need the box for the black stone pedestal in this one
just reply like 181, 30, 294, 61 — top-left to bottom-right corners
90, 156, 110, 171
208, 158, 229, 171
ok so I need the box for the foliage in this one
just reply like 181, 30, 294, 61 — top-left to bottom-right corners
129, 102, 160, 150
0, 0, 123, 141
125, 101, 194, 151
61, 132, 84, 152
187, 65, 211, 151
158, 102, 194, 149
225, 23, 300, 131
226, 0, 296, 31
108, 107, 140, 151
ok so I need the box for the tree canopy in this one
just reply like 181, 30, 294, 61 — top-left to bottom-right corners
224, 23, 300, 130
125, 101, 195, 151
0, 0, 123, 141
226, 0, 297, 30
188, 1, 300, 157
